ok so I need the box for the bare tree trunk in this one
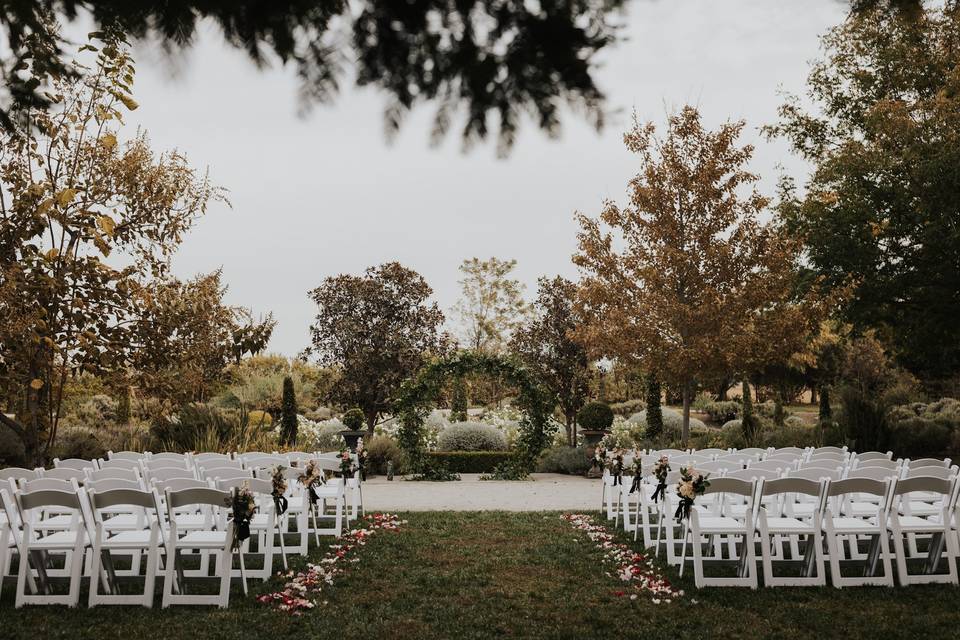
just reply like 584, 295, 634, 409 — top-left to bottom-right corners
681, 382, 692, 448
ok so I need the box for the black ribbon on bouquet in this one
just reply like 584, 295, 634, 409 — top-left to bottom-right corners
273, 493, 288, 516
307, 483, 320, 506
230, 495, 253, 548
629, 474, 642, 494
612, 471, 623, 486
651, 481, 667, 503
674, 497, 693, 523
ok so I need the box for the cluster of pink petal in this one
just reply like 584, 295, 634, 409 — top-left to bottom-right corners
257, 512, 405, 614
561, 513, 683, 603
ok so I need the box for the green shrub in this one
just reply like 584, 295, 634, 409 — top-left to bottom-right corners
280, 375, 298, 446
703, 400, 741, 424
0, 423, 27, 466
692, 391, 714, 411
886, 398, 960, 458
839, 386, 888, 451
51, 427, 107, 461
437, 421, 508, 452
150, 403, 241, 452
341, 408, 365, 431
577, 401, 614, 431
365, 434, 407, 475
536, 446, 591, 474
450, 377, 469, 422
609, 399, 644, 416
426, 451, 514, 473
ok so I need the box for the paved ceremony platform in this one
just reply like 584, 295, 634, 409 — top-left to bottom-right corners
362, 473, 600, 511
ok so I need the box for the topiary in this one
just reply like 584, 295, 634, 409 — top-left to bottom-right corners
365, 434, 407, 475
450, 377, 469, 422
341, 407, 365, 431
577, 401, 614, 432
437, 421, 508, 451
280, 375, 298, 446
740, 381, 761, 446
644, 375, 664, 440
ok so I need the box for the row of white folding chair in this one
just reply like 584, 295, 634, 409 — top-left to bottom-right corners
0, 480, 260, 608
672, 473, 960, 588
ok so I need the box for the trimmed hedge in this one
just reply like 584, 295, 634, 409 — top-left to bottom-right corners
426, 451, 515, 473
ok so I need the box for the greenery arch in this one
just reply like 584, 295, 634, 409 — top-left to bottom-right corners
395, 351, 557, 478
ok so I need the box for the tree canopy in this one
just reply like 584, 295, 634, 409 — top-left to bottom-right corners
574, 106, 816, 444
304, 262, 449, 431
0, 1, 627, 153
769, 0, 960, 384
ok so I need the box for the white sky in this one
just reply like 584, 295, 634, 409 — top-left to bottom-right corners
114, 0, 847, 356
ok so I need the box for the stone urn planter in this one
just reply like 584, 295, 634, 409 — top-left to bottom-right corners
339, 429, 365, 453
340, 407, 366, 453
578, 401, 614, 479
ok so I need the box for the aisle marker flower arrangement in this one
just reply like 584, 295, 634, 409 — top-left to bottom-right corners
257, 513, 406, 614
561, 513, 683, 603
605, 448, 625, 485
628, 451, 643, 494
651, 456, 671, 503
674, 467, 710, 522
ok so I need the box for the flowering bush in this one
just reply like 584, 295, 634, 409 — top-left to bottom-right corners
561, 514, 682, 602
258, 513, 405, 614
294, 417, 345, 451
437, 421, 508, 451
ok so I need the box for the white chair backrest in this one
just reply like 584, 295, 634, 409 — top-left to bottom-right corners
695, 460, 730, 475
771, 447, 806, 456
905, 465, 955, 480
746, 460, 791, 473
199, 464, 247, 479
107, 451, 146, 461
52, 458, 95, 471
237, 451, 270, 462
150, 452, 189, 463
153, 478, 212, 493
285, 452, 316, 467
147, 467, 196, 483
852, 451, 892, 464
21, 477, 79, 493
726, 467, 783, 481
214, 477, 271, 494
192, 452, 233, 463
86, 477, 143, 493
208, 471, 254, 484
41, 467, 87, 483
735, 447, 767, 459
854, 459, 900, 472
243, 455, 287, 468
811, 446, 847, 456
142, 459, 191, 472
85, 466, 140, 483
788, 466, 843, 481
846, 467, 900, 481
693, 448, 727, 459
0, 467, 40, 482
97, 458, 140, 471
908, 457, 951, 469
797, 464, 843, 477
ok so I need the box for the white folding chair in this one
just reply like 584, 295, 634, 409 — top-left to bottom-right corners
86, 487, 162, 607
160, 487, 236, 608
887, 475, 960, 586
85, 467, 142, 484
97, 458, 140, 472
0, 468, 41, 484
146, 467, 196, 483
755, 477, 828, 586
823, 477, 895, 587
107, 451, 147, 462
13, 486, 90, 607
40, 468, 87, 483
679, 477, 759, 588
213, 478, 277, 581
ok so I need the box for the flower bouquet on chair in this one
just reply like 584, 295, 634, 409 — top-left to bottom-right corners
270, 465, 290, 569
674, 467, 710, 522
628, 451, 644, 494
606, 448, 625, 486
230, 483, 257, 550
298, 459, 326, 546
651, 456, 671, 503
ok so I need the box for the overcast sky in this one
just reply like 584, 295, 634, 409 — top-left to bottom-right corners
116, 0, 847, 356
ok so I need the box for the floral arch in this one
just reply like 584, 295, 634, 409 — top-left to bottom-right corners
394, 351, 557, 477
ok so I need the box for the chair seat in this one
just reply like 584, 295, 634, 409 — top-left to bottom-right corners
827, 516, 880, 533
843, 502, 881, 518
696, 516, 748, 533
285, 496, 306, 511
28, 530, 88, 549
902, 501, 942, 517
175, 530, 229, 548
102, 530, 154, 548
765, 516, 816, 535
787, 502, 817, 517
893, 515, 946, 533
172, 514, 208, 529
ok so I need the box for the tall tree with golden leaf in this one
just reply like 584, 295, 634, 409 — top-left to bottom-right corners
0, 27, 223, 463
573, 106, 815, 445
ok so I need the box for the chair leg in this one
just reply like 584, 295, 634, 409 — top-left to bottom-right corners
218, 547, 232, 609
67, 540, 85, 608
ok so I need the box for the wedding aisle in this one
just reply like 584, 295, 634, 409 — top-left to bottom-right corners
362, 473, 599, 511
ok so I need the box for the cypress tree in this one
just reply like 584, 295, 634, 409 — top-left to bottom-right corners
116, 386, 131, 425
450, 377, 468, 422
645, 374, 663, 441
741, 380, 759, 445
281, 376, 298, 446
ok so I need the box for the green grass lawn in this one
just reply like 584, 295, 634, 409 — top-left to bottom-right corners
2, 512, 959, 639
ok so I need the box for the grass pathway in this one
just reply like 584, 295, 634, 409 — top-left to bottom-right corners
2, 512, 959, 639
